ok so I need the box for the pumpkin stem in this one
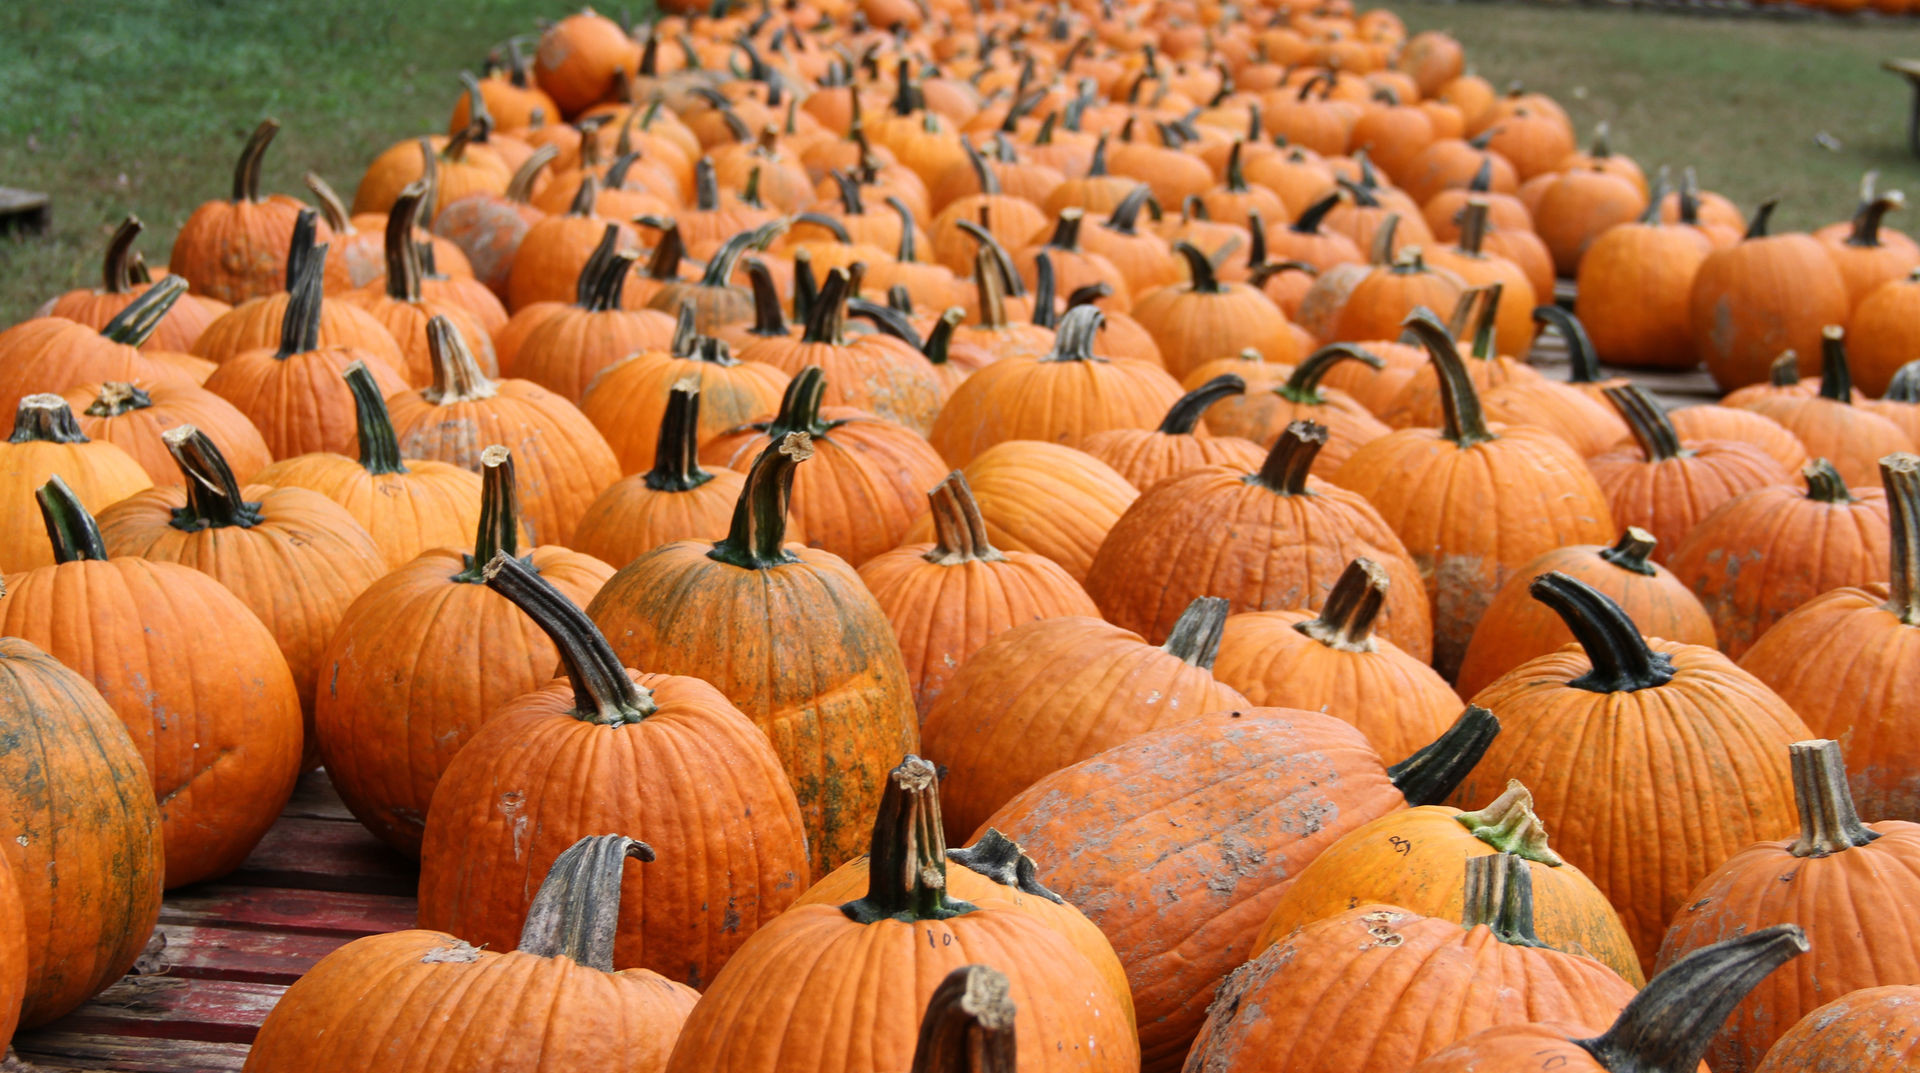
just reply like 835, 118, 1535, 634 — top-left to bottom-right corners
1598, 527, 1660, 577
1174, 240, 1224, 295
506, 145, 559, 203
455, 446, 524, 582
1743, 198, 1779, 241
36, 475, 109, 563
1456, 780, 1566, 865
946, 829, 1065, 905
483, 552, 657, 725
924, 471, 1005, 565
1529, 571, 1675, 693
100, 216, 143, 295
1817, 325, 1854, 403
646, 381, 715, 494
1467, 156, 1493, 194
709, 430, 812, 570
1295, 557, 1388, 653
909, 965, 1018, 1073
1224, 140, 1251, 193
11, 394, 89, 445
1787, 739, 1880, 858
1158, 374, 1245, 434
957, 218, 1027, 298
841, 755, 980, 924
801, 266, 852, 344
584, 235, 638, 313
161, 425, 264, 531
1029, 253, 1057, 330
1460, 852, 1547, 948
1802, 458, 1856, 504
887, 196, 922, 262
1456, 199, 1490, 257
1604, 384, 1686, 462
1405, 307, 1496, 447
1767, 351, 1801, 388
272, 248, 327, 359
84, 382, 151, 418
1677, 168, 1704, 226
962, 138, 1002, 197
1291, 191, 1341, 235
1103, 184, 1153, 236
639, 218, 685, 284
1066, 282, 1113, 310
344, 361, 409, 476
303, 173, 352, 235
283, 207, 321, 291
422, 315, 499, 404
698, 227, 764, 288
1280, 344, 1384, 404
1533, 306, 1604, 384
742, 259, 789, 339
1386, 705, 1500, 807
1038, 304, 1102, 363
1046, 208, 1085, 252
1884, 359, 1920, 403
383, 183, 428, 303
922, 308, 966, 368
1367, 213, 1400, 266
1161, 596, 1229, 669
1879, 453, 1920, 626
1251, 420, 1327, 495
517, 834, 656, 971
100, 274, 189, 347
1847, 192, 1904, 248
231, 118, 279, 203
1574, 926, 1807, 1073
791, 249, 819, 326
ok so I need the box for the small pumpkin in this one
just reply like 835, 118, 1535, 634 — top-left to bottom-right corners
1738, 325, 1915, 488
0, 395, 153, 572
1576, 180, 1714, 370
169, 119, 327, 305
0, 277, 212, 418
1131, 241, 1298, 378
61, 380, 273, 488
38, 215, 226, 352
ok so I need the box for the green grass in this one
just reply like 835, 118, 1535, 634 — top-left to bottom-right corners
3, 0, 1919, 324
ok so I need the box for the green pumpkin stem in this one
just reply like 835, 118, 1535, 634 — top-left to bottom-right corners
801, 267, 852, 345
887, 196, 923, 262
946, 829, 1065, 904
161, 425, 264, 531
1404, 307, 1496, 447
708, 430, 812, 570
1598, 527, 1660, 577
271, 247, 327, 359
1533, 306, 1605, 384
1280, 344, 1383, 404
579, 226, 636, 313
1604, 384, 1686, 462
924, 471, 1005, 566
1802, 459, 1856, 504
1456, 780, 1567, 865
83, 382, 152, 419
455, 446, 524, 582
646, 381, 714, 494
742, 259, 789, 339
1881, 454, 1920, 625
1787, 739, 1881, 858
1818, 325, 1854, 403
381, 183, 428, 303
231, 118, 279, 203
923, 308, 966, 368
101, 274, 189, 347
1574, 926, 1808, 1073
1158, 374, 1245, 434
483, 553, 656, 724
1295, 557, 1388, 653
698, 227, 763, 288
1386, 705, 1501, 806
344, 361, 409, 476
1252, 420, 1327, 495
284, 207, 322, 291
841, 755, 980, 924
517, 834, 657, 970
100, 216, 143, 295
1529, 571, 1675, 692
909, 965, 1018, 1073
11, 395, 89, 445
1460, 853, 1547, 948
1224, 140, 1251, 192
36, 475, 109, 563
1162, 596, 1229, 669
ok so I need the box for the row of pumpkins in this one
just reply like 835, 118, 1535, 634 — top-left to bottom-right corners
2, 2, 1918, 1072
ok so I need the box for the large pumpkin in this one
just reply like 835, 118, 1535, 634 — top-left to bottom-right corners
1688, 200, 1851, 391
1753, 984, 1920, 1073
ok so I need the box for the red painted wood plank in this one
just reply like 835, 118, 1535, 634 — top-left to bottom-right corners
11, 1034, 250, 1072
160, 886, 416, 937
147, 923, 356, 985
226, 817, 417, 896
30, 976, 283, 1044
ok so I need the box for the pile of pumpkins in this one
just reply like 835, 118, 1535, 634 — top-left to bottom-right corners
1, 1, 1918, 1071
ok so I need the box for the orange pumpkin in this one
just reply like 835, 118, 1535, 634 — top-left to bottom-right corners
1131, 242, 1299, 378
1689, 200, 1852, 391
61, 379, 272, 489
0, 395, 153, 572
0, 277, 212, 418
1738, 326, 1915, 488
38, 215, 226, 352
1753, 983, 1920, 1073
169, 119, 326, 305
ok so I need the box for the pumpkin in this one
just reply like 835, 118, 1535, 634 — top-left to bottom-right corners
339, 184, 499, 386
301, 171, 462, 294
533, 10, 640, 117
1400, 131, 1518, 207
351, 127, 511, 220
1655, 738, 1920, 1072
1206, 344, 1393, 473
96, 426, 387, 751
0, 277, 211, 418
510, 229, 676, 402
1814, 187, 1920, 309
1375, 283, 1543, 429
169, 119, 327, 305
1847, 267, 1920, 395
417, 552, 808, 986
431, 145, 559, 298
1456, 528, 1715, 699
39, 215, 226, 352
61, 380, 272, 488
1255, 781, 1642, 984
244, 835, 698, 1072
1082, 185, 1184, 298
1075, 374, 1266, 488
1188, 854, 1638, 1073
660, 755, 1138, 1073
1718, 350, 1829, 409
1666, 459, 1890, 658
1087, 419, 1434, 657
982, 705, 1500, 1073
1335, 309, 1616, 677
0, 395, 153, 572
647, 225, 782, 332
1326, 244, 1467, 345
1131, 242, 1298, 378
1576, 186, 1715, 370
502, 176, 640, 315
0, 477, 304, 888
587, 432, 919, 871
1212, 556, 1461, 760
1013, 208, 1131, 311
1689, 200, 1852, 390
1753, 984, 1920, 1073
1449, 572, 1812, 971
1421, 199, 1537, 356
1666, 402, 1809, 473
0, 634, 163, 1028
1406, 926, 1807, 1073
1532, 163, 1650, 279
1587, 384, 1794, 557
1420, 158, 1532, 244
1739, 326, 1915, 488
316, 448, 612, 856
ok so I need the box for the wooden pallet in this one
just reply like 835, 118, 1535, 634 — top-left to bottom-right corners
8, 772, 418, 1072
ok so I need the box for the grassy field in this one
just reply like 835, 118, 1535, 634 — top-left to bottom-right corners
2, 1, 1918, 324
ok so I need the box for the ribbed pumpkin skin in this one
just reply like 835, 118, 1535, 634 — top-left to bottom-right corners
0, 319, 210, 421
1456, 542, 1715, 700
314, 546, 613, 856
506, 304, 677, 402
0, 853, 21, 1046
1402, 1024, 1615, 1073
385, 380, 620, 548
1452, 641, 1810, 972
1333, 423, 1616, 677
857, 543, 1099, 719
253, 454, 485, 570
1741, 396, 1915, 490
920, 616, 1251, 845
1078, 427, 1269, 493
1656, 822, 1920, 1073
741, 336, 945, 436
1085, 464, 1434, 658
1666, 483, 1889, 659
1689, 233, 1852, 391
417, 672, 810, 988
1197, 389, 1390, 477
1585, 441, 1793, 560
61, 382, 274, 487
1752, 985, 1920, 1073
660, 903, 1137, 1073
1213, 609, 1460, 760
241, 930, 698, 1073
899, 441, 1139, 583
202, 345, 411, 459
44, 284, 227, 355
1379, 357, 1542, 431
1186, 906, 1636, 1073
981, 708, 1415, 1073
587, 545, 919, 871
1666, 404, 1808, 472
702, 410, 949, 567
1131, 284, 1299, 378
97, 483, 387, 735
169, 194, 319, 307
0, 434, 152, 572
0, 637, 163, 1028
1251, 805, 1644, 985
338, 292, 498, 389
928, 356, 1186, 467
191, 293, 406, 371
0, 559, 304, 888
580, 354, 791, 475
1575, 219, 1713, 370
